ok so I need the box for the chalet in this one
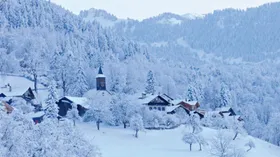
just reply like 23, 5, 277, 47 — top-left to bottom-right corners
168, 99, 200, 115
140, 93, 175, 112
57, 96, 89, 117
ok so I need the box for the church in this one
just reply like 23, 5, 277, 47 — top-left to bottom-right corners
57, 67, 111, 117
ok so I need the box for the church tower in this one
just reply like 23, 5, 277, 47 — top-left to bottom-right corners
96, 66, 106, 91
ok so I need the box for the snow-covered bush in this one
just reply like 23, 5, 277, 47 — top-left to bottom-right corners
163, 114, 180, 129
9, 97, 33, 114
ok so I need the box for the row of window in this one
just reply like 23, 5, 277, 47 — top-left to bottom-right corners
149, 106, 166, 111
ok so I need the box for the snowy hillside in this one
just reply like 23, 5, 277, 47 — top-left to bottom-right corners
81, 3, 280, 62
79, 123, 280, 157
79, 8, 122, 28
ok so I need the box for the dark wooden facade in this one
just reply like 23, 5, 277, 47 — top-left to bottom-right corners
57, 97, 88, 117
22, 87, 35, 101
219, 108, 236, 117
0, 93, 6, 98
32, 115, 44, 124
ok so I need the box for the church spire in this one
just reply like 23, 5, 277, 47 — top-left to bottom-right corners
98, 66, 103, 75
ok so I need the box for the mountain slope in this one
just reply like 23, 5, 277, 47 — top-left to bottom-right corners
81, 3, 280, 62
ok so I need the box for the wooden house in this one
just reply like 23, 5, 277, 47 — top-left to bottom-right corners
57, 96, 89, 117
140, 93, 174, 112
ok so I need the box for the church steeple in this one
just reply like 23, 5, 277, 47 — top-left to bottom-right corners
98, 66, 103, 75
96, 66, 106, 91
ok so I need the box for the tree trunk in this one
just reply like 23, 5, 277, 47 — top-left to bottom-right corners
34, 73, 38, 93
233, 132, 238, 140
246, 147, 252, 152
189, 144, 192, 151
199, 144, 202, 151
61, 73, 66, 96
73, 120, 75, 127
97, 121, 100, 130
123, 122, 127, 129
135, 129, 139, 138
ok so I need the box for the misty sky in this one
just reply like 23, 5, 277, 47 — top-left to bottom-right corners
51, 0, 279, 20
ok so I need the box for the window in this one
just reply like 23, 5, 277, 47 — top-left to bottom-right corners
154, 107, 157, 110
149, 107, 152, 110
158, 107, 161, 111
162, 107, 165, 111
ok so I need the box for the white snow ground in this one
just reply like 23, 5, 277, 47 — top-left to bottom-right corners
78, 123, 280, 157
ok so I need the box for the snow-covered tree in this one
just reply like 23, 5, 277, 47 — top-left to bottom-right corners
210, 131, 233, 157
70, 58, 89, 97
245, 140, 255, 152
0, 109, 100, 157
267, 113, 280, 146
182, 133, 197, 151
84, 97, 113, 130
130, 114, 144, 138
112, 94, 135, 128
188, 113, 202, 133
67, 104, 81, 126
45, 80, 58, 119
230, 120, 246, 140
145, 70, 155, 95
195, 134, 206, 151
219, 84, 231, 108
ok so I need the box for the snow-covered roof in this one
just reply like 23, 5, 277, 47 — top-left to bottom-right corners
186, 101, 198, 106
65, 96, 89, 108
222, 112, 231, 117
216, 106, 231, 112
172, 99, 183, 105
165, 105, 180, 113
0, 75, 48, 107
0, 75, 41, 97
27, 111, 45, 118
160, 94, 173, 102
135, 94, 158, 105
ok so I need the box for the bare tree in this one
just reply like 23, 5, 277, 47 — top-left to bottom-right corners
210, 131, 233, 157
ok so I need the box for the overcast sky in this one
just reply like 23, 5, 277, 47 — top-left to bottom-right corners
51, 0, 279, 20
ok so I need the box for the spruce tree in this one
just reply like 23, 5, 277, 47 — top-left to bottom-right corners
145, 70, 155, 95
45, 80, 58, 119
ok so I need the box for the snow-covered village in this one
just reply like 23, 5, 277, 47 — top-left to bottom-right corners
1, 0, 280, 157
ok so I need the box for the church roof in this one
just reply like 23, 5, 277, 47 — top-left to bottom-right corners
96, 67, 106, 78
98, 66, 103, 74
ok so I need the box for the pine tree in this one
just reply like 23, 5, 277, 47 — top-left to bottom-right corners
220, 84, 231, 108
145, 70, 155, 95
71, 58, 89, 97
45, 80, 58, 119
